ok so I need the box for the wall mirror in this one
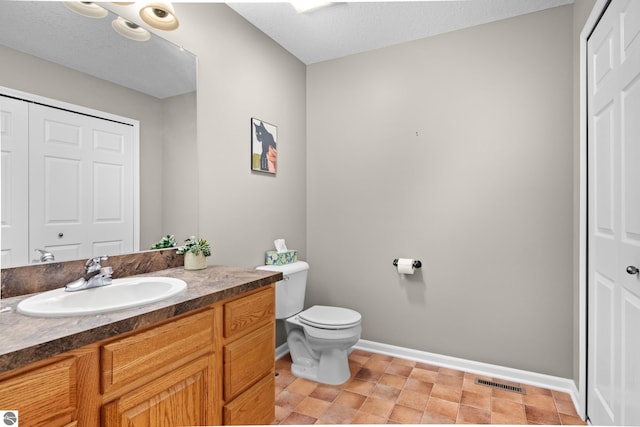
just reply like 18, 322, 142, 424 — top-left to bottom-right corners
0, 1, 197, 268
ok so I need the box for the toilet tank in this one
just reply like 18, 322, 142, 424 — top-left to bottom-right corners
256, 261, 309, 319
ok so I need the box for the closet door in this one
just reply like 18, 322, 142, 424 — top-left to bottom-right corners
28, 103, 134, 261
587, 0, 640, 425
0, 96, 29, 266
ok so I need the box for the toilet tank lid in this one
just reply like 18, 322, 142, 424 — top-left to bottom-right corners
256, 260, 309, 275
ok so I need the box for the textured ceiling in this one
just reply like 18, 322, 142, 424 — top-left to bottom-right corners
0, 1, 574, 96
228, 0, 574, 64
0, 1, 196, 99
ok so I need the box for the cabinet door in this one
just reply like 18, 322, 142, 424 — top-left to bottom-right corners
102, 355, 216, 427
0, 357, 77, 427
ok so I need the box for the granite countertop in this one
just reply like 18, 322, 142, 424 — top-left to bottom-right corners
0, 265, 282, 374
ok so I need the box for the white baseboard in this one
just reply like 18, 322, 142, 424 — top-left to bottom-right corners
275, 342, 290, 361
275, 339, 581, 415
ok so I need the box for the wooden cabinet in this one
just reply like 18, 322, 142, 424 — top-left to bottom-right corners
0, 357, 77, 427
224, 323, 275, 400
100, 309, 218, 426
0, 346, 99, 427
0, 284, 275, 427
222, 286, 275, 425
102, 355, 215, 427
223, 372, 275, 425
101, 309, 215, 397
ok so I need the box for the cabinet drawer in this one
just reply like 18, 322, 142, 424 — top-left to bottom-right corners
0, 357, 77, 427
223, 372, 275, 425
224, 322, 274, 400
224, 286, 274, 338
101, 309, 215, 394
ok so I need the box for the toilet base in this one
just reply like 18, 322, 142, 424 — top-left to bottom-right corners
289, 347, 352, 385
286, 324, 360, 385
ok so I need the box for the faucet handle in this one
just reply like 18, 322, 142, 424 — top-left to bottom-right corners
85, 255, 108, 272
35, 249, 55, 262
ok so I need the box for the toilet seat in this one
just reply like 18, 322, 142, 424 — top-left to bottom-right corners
298, 305, 361, 330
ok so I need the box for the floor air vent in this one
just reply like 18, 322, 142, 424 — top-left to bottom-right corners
474, 378, 525, 394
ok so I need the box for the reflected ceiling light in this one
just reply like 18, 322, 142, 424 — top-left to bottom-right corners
64, 2, 109, 19
112, 16, 151, 41
291, 1, 333, 14
139, 2, 179, 31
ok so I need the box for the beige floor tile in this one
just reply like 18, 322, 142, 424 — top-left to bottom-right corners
379, 373, 408, 389
333, 390, 367, 410
295, 396, 332, 419
389, 404, 424, 424
457, 404, 491, 424
286, 377, 319, 395
342, 378, 375, 396
273, 352, 586, 426
426, 396, 460, 420
396, 388, 430, 411
359, 396, 396, 418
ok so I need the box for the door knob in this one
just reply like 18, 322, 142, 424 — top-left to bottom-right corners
627, 266, 639, 276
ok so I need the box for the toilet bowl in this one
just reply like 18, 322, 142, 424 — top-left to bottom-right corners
256, 261, 362, 385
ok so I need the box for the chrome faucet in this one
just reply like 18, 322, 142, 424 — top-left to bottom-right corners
65, 256, 113, 292
34, 249, 55, 263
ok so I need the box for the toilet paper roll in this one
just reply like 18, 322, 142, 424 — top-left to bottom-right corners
396, 258, 415, 275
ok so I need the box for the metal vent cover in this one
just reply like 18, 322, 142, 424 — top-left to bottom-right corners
474, 378, 526, 394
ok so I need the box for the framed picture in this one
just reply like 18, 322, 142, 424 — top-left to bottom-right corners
251, 118, 277, 174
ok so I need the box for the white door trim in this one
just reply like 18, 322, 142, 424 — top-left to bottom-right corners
579, 0, 612, 420
0, 86, 140, 254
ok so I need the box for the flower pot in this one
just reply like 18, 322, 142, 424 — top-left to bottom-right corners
184, 252, 207, 270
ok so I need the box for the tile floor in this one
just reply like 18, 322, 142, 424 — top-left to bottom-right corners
274, 349, 586, 425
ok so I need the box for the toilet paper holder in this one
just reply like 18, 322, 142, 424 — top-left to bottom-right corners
393, 259, 422, 269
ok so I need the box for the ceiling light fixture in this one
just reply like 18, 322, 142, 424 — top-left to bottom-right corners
112, 16, 151, 41
291, 1, 333, 14
64, 2, 109, 19
139, 1, 179, 31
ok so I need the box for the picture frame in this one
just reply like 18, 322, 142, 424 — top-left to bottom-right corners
251, 117, 277, 174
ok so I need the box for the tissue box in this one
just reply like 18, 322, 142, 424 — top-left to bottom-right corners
265, 250, 297, 265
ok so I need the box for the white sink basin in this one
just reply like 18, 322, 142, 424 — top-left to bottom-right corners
17, 277, 187, 317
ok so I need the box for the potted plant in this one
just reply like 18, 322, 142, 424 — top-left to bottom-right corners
150, 234, 177, 249
177, 236, 211, 270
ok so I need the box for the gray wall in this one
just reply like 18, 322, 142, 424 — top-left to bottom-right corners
164, 4, 307, 268
306, 6, 574, 378
162, 91, 199, 242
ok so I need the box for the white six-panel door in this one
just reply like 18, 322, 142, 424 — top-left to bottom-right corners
0, 96, 29, 266
28, 103, 134, 262
587, 0, 640, 425
1, 91, 135, 266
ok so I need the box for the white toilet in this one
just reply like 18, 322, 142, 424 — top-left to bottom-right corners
257, 261, 362, 385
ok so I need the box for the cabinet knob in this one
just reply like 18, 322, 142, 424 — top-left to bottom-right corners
58, 233, 64, 238
627, 266, 639, 276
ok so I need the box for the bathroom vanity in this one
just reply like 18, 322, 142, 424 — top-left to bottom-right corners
0, 252, 280, 426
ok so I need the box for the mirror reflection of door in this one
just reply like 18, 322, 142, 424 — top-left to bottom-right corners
0, 96, 29, 266
1, 93, 136, 266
